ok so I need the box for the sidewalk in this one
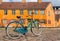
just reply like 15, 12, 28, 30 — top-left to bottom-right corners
0, 28, 60, 41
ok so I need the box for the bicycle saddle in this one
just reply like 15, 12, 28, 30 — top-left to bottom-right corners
17, 16, 21, 19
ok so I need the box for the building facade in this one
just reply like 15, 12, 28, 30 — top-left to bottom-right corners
0, 0, 55, 27
53, 6, 60, 27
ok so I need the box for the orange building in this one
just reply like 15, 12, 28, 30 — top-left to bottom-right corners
0, 0, 55, 27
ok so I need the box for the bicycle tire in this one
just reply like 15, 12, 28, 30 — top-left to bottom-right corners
31, 21, 40, 36
5, 21, 23, 39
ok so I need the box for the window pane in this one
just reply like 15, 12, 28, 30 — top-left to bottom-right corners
40, 19, 46, 24
48, 11, 50, 16
48, 20, 51, 24
34, 10, 38, 14
28, 10, 32, 15
58, 12, 60, 14
3, 19, 7, 24
12, 10, 15, 15
40, 10, 44, 15
55, 11, 58, 14
20, 10, 23, 15
11, 19, 16, 22
4, 10, 7, 15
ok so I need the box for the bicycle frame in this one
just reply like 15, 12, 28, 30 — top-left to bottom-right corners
12, 12, 38, 34
14, 18, 38, 35
6, 12, 39, 35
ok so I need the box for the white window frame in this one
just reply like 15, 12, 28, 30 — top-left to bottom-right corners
48, 11, 50, 16
11, 19, 16, 22
20, 9, 23, 15
4, 10, 7, 15
3, 19, 7, 24
40, 10, 44, 15
40, 19, 46, 23
34, 9, 38, 15
12, 10, 15, 15
28, 10, 32, 15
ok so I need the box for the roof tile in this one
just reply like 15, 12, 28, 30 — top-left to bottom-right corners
0, 2, 50, 10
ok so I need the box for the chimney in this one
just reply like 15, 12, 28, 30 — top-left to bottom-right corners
0, 0, 2, 4
38, 0, 42, 3
22, 0, 26, 2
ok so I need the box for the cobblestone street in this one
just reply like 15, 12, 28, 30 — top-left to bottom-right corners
0, 28, 60, 41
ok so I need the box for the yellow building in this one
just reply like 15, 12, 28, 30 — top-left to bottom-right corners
0, 0, 55, 27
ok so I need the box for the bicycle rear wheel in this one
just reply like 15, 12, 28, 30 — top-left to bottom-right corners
31, 21, 41, 36
5, 21, 23, 39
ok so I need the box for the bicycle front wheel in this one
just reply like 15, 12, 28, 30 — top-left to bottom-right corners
5, 21, 23, 39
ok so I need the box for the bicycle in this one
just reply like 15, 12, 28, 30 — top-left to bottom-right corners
5, 15, 41, 39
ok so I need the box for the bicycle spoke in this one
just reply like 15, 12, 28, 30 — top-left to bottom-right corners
5, 21, 23, 39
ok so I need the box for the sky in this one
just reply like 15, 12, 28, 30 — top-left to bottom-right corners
42, 0, 60, 6
2, 0, 60, 6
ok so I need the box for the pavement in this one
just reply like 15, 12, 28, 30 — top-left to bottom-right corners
0, 28, 60, 41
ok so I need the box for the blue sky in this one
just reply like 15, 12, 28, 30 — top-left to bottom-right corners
2, 0, 60, 6
42, 0, 60, 6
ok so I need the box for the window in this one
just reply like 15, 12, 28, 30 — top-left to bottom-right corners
58, 11, 60, 14
11, 19, 16, 22
20, 10, 23, 15
3, 19, 7, 24
40, 19, 46, 24
21, 19, 25, 24
4, 10, 7, 15
28, 10, 32, 15
12, 10, 15, 15
50, 7, 53, 10
34, 10, 38, 14
48, 11, 50, 16
59, 8, 60, 10
48, 20, 51, 24
27, 18, 32, 22
40, 10, 44, 15
55, 11, 58, 14
55, 8, 56, 10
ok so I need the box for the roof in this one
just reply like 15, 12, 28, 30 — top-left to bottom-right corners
53, 6, 60, 8
53, 6, 60, 10
0, 2, 50, 10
